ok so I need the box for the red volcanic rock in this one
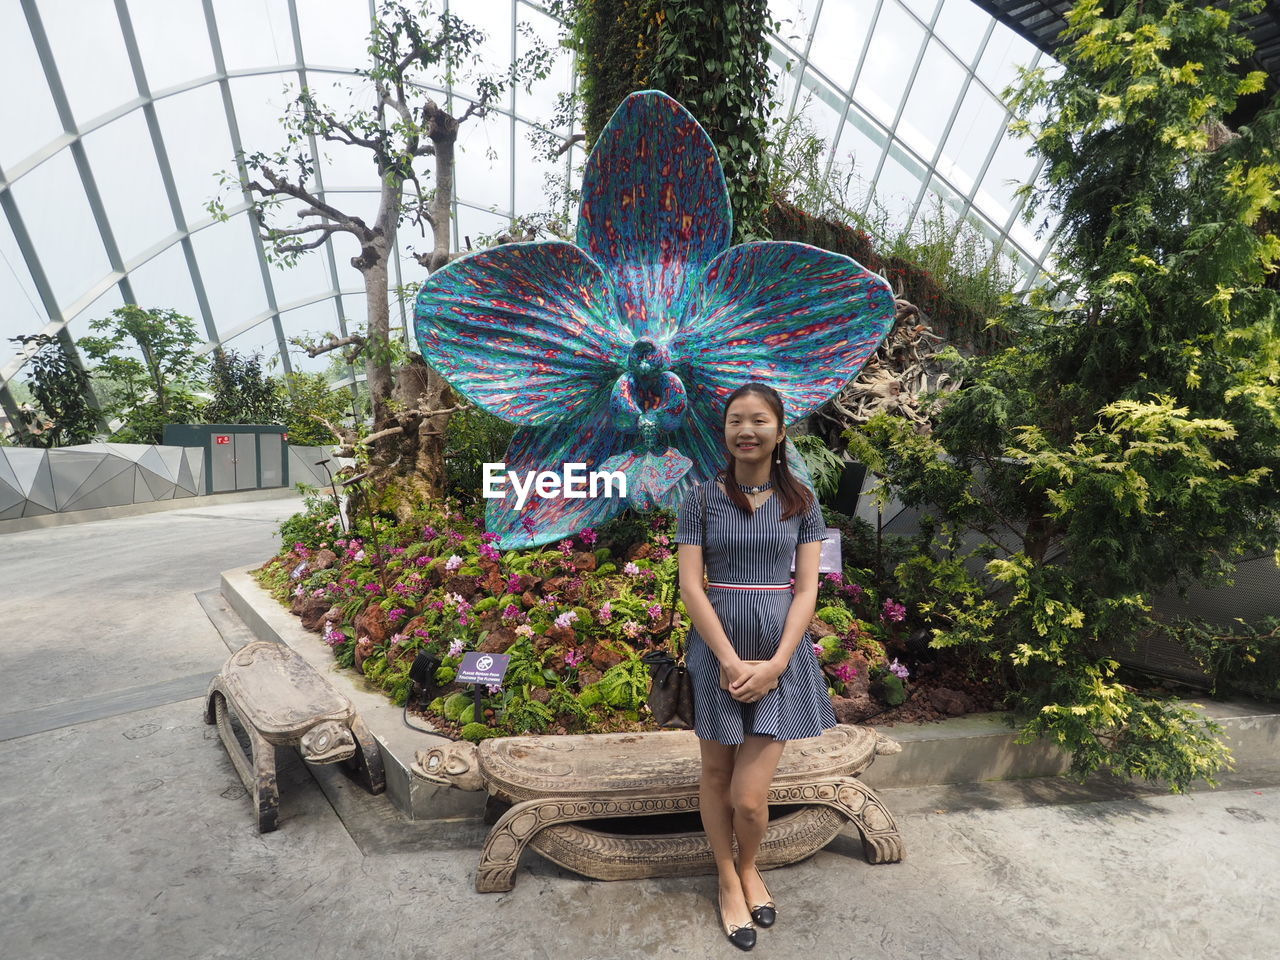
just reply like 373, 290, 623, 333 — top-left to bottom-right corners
521, 590, 541, 609
311, 549, 338, 571
441, 575, 476, 597
809, 617, 839, 639
355, 604, 391, 643
588, 642, 624, 671
832, 695, 877, 724
572, 551, 598, 572
579, 667, 602, 687
529, 686, 551, 703
299, 598, 333, 632
478, 626, 517, 654
928, 686, 976, 716
842, 652, 871, 697
625, 542, 653, 560
546, 622, 577, 644
354, 636, 376, 671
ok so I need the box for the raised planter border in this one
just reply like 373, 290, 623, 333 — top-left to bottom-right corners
219, 564, 1280, 820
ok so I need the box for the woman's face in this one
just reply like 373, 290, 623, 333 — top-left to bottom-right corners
724, 392, 783, 467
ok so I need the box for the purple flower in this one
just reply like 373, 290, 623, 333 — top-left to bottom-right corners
844, 583, 865, 600
447, 638, 465, 658
813, 642, 824, 657
478, 543, 501, 562
882, 598, 906, 623
501, 603, 521, 620
387, 607, 407, 622
623, 561, 640, 575
363, 583, 381, 593
889, 658, 910, 680
553, 610, 579, 629
833, 662, 859, 683
415, 555, 431, 567
506, 573, 522, 592
564, 648, 585, 668
558, 538, 575, 555
621, 620, 642, 638
422, 525, 437, 540
598, 601, 613, 623
486, 682, 502, 694
428, 600, 445, 611
824, 572, 844, 585
324, 628, 347, 647
480, 532, 501, 544
646, 603, 662, 621
444, 554, 463, 572
579, 527, 598, 546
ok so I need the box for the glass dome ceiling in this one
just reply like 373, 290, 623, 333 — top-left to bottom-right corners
0, 0, 1058, 421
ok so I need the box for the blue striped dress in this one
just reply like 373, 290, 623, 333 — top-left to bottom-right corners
675, 476, 840, 745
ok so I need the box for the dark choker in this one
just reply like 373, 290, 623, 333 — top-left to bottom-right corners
737, 480, 773, 494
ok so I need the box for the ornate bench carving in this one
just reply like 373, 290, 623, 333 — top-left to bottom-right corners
204, 640, 385, 832
412, 724, 904, 892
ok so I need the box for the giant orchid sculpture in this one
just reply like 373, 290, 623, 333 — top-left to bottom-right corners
414, 91, 895, 549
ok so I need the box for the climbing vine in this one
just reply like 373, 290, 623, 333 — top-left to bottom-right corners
568, 0, 775, 241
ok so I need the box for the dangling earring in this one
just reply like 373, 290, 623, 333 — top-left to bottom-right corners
776, 435, 783, 464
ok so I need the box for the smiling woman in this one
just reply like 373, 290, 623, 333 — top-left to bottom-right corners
675, 379, 836, 948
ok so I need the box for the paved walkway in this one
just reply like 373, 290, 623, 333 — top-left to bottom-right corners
1, 499, 1277, 960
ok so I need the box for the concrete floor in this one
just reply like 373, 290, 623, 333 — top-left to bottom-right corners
1, 498, 1278, 960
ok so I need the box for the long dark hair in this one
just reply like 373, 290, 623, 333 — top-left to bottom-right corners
718, 382, 815, 521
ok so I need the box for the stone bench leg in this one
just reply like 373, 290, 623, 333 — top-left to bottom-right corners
769, 777, 905, 864
476, 776, 904, 893
478, 792, 702, 892
204, 687, 279, 833
344, 714, 386, 796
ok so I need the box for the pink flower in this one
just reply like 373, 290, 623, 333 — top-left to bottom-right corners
651, 546, 671, 561
579, 527, 598, 546
621, 620, 642, 638
447, 638, 465, 658
889, 658, 910, 680
363, 583, 380, 593
564, 648, 585, 668
444, 554, 463, 572
501, 603, 521, 620
813, 642, 824, 657
844, 583, 865, 600
558, 538, 575, 555
553, 610, 579, 629
428, 600, 445, 611
480, 532, 501, 543
422, 525, 437, 540
478, 543, 501, 562
833, 662, 859, 683
515, 624, 534, 638
655, 534, 670, 546
882, 598, 906, 623
623, 561, 640, 575
598, 601, 613, 623
388, 607, 407, 622
506, 573, 522, 592
646, 603, 662, 621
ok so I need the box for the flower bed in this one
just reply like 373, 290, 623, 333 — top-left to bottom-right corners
257, 492, 987, 742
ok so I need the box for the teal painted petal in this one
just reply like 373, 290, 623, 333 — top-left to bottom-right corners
414, 241, 632, 426
597, 447, 692, 512
484, 397, 635, 549
576, 90, 732, 340
670, 241, 896, 420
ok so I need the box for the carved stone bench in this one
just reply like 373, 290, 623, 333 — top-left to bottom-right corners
412, 724, 904, 892
204, 640, 385, 832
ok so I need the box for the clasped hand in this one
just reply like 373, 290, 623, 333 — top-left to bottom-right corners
728, 660, 782, 702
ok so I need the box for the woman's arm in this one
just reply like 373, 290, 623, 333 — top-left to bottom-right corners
730, 539, 823, 698
677, 542, 744, 676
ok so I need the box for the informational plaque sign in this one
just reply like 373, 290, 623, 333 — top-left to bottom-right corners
456, 651, 511, 686
215, 435, 231, 445
790, 527, 842, 574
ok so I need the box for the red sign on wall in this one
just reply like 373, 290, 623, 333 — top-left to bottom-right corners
215, 435, 231, 445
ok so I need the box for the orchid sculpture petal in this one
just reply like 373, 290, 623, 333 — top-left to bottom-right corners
415, 90, 895, 548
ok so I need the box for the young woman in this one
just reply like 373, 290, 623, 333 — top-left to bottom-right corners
675, 381, 838, 951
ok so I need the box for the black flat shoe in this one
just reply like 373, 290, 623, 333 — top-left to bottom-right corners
747, 865, 776, 928
718, 888, 757, 950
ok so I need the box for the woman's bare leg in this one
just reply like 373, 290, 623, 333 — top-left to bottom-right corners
730, 734, 786, 904
699, 738, 753, 928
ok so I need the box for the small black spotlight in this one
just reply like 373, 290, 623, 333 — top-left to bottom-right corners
409, 651, 442, 705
